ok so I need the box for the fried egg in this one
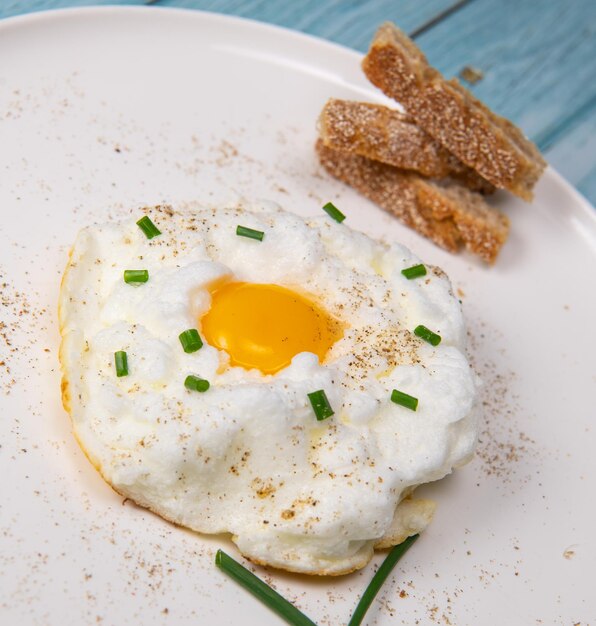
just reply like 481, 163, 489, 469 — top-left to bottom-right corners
58, 202, 478, 575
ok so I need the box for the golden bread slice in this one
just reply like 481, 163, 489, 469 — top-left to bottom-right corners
362, 23, 546, 201
319, 98, 494, 193
316, 139, 509, 264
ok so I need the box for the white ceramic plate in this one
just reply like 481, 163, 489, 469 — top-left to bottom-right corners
1, 7, 594, 625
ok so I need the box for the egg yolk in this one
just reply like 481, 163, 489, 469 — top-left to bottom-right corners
201, 282, 343, 374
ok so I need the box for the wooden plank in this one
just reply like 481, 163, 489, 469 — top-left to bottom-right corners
413, 0, 596, 145
578, 172, 596, 206
152, 0, 463, 50
0, 0, 146, 19
544, 107, 596, 206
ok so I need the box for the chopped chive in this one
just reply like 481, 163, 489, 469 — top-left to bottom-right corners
114, 351, 128, 377
401, 264, 427, 280
178, 328, 203, 354
136, 215, 161, 239
347, 535, 419, 626
184, 375, 210, 393
123, 269, 149, 284
236, 225, 264, 241
414, 324, 441, 346
322, 201, 346, 223
307, 389, 334, 421
391, 389, 418, 411
215, 550, 317, 626
179, 329, 203, 353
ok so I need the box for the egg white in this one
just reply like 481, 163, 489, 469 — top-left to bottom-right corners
58, 202, 478, 575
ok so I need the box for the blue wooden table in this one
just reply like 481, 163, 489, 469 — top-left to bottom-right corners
2, 0, 595, 205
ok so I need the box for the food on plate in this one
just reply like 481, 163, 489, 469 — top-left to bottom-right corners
362, 22, 546, 201
59, 202, 478, 575
317, 139, 509, 264
315, 22, 546, 262
319, 98, 494, 193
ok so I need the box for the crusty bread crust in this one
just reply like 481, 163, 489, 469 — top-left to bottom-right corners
316, 139, 509, 264
362, 23, 546, 201
319, 98, 494, 193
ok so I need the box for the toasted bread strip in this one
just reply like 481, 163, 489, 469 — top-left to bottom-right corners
319, 98, 494, 194
316, 139, 509, 264
362, 23, 546, 201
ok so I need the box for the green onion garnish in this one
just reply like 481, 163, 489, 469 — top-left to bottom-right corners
236, 225, 264, 241
307, 389, 334, 421
391, 389, 418, 411
179, 329, 203, 353
184, 375, 210, 393
414, 324, 441, 346
136, 215, 161, 239
215, 550, 317, 626
114, 351, 128, 377
347, 534, 419, 626
123, 269, 149, 284
322, 201, 346, 223
401, 264, 427, 279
